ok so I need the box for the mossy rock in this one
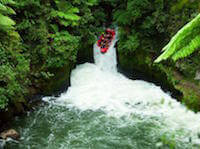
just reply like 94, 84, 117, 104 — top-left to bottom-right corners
39, 61, 75, 96
172, 71, 200, 112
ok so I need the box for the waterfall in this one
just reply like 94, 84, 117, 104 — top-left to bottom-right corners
93, 33, 118, 72
42, 33, 200, 147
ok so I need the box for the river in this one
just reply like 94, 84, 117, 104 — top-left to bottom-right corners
4, 33, 200, 149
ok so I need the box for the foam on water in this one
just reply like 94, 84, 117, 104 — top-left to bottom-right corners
43, 33, 200, 145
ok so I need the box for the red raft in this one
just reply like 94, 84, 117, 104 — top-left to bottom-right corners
97, 29, 115, 54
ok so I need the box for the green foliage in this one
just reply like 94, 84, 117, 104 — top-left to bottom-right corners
0, 0, 16, 31
0, 0, 105, 109
155, 14, 200, 62
46, 31, 80, 68
172, 35, 200, 61
118, 29, 140, 54
112, 0, 200, 58
112, 0, 170, 53
0, 34, 30, 109
182, 90, 200, 112
114, 0, 151, 26
50, 1, 80, 27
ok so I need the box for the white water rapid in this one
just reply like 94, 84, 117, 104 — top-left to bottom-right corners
43, 33, 200, 147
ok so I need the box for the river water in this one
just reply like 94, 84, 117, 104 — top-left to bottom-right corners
4, 35, 200, 149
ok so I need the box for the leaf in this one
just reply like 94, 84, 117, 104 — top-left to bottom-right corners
0, 13, 15, 27
0, 0, 15, 5
87, 0, 98, 6
56, 0, 70, 11
5, 6, 16, 15
57, 11, 80, 21
67, 7, 79, 14
64, 13, 80, 21
59, 20, 70, 27
172, 35, 200, 61
154, 13, 200, 63
0, 3, 7, 11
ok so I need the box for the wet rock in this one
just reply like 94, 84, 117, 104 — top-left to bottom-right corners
0, 129, 20, 140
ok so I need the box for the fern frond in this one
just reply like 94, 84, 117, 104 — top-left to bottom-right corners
0, 0, 15, 5
0, 13, 15, 29
5, 6, 16, 14
0, 0, 16, 31
67, 7, 79, 14
0, 0, 15, 14
57, 11, 80, 21
155, 14, 200, 63
0, 13, 15, 26
0, 3, 7, 11
172, 35, 200, 61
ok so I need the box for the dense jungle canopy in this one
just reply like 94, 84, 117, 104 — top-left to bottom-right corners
0, 0, 200, 112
